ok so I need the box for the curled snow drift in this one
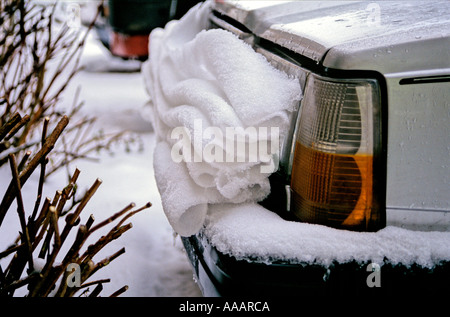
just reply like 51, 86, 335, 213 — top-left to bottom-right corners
143, 2, 301, 236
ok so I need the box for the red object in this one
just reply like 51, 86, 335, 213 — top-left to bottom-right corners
110, 31, 149, 60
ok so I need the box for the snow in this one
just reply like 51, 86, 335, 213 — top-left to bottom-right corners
143, 1, 301, 237
0, 29, 202, 297
205, 203, 450, 268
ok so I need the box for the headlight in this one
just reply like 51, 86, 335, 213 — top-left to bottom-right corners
290, 73, 384, 231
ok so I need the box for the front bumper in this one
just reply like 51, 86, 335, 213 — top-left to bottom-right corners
182, 232, 450, 297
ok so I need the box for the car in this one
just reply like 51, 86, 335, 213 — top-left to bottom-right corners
87, 0, 202, 60
177, 0, 450, 296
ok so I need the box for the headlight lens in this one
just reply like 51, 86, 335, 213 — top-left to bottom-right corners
290, 74, 384, 231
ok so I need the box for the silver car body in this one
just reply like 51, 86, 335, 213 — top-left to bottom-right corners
211, 0, 450, 231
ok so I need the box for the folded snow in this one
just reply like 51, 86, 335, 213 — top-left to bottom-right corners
144, 1, 301, 237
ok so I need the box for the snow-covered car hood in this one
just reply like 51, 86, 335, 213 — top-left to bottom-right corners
213, 0, 450, 74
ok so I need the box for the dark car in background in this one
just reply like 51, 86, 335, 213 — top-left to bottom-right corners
92, 0, 202, 60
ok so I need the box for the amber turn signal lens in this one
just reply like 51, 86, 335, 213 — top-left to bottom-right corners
291, 143, 373, 230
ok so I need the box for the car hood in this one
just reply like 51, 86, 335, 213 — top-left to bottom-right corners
213, 0, 450, 74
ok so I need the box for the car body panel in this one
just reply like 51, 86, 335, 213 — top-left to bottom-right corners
384, 76, 449, 226
214, 1, 450, 71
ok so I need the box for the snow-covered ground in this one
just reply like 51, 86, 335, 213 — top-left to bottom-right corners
0, 30, 202, 297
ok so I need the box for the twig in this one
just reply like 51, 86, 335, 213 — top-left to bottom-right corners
88, 203, 135, 233
89, 248, 126, 278
50, 207, 61, 249
80, 202, 151, 264
30, 224, 89, 297
80, 278, 111, 290
59, 178, 102, 245
0, 113, 21, 141
0, 244, 22, 260
4, 114, 30, 141
30, 117, 50, 221
85, 214, 95, 230
8, 154, 33, 274
38, 208, 55, 259
115, 202, 152, 229
88, 282, 103, 297
110, 286, 129, 297
81, 224, 133, 267
17, 150, 31, 172
0, 115, 69, 226
0, 272, 42, 294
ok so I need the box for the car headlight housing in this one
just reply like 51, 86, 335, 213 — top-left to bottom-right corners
290, 73, 384, 231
